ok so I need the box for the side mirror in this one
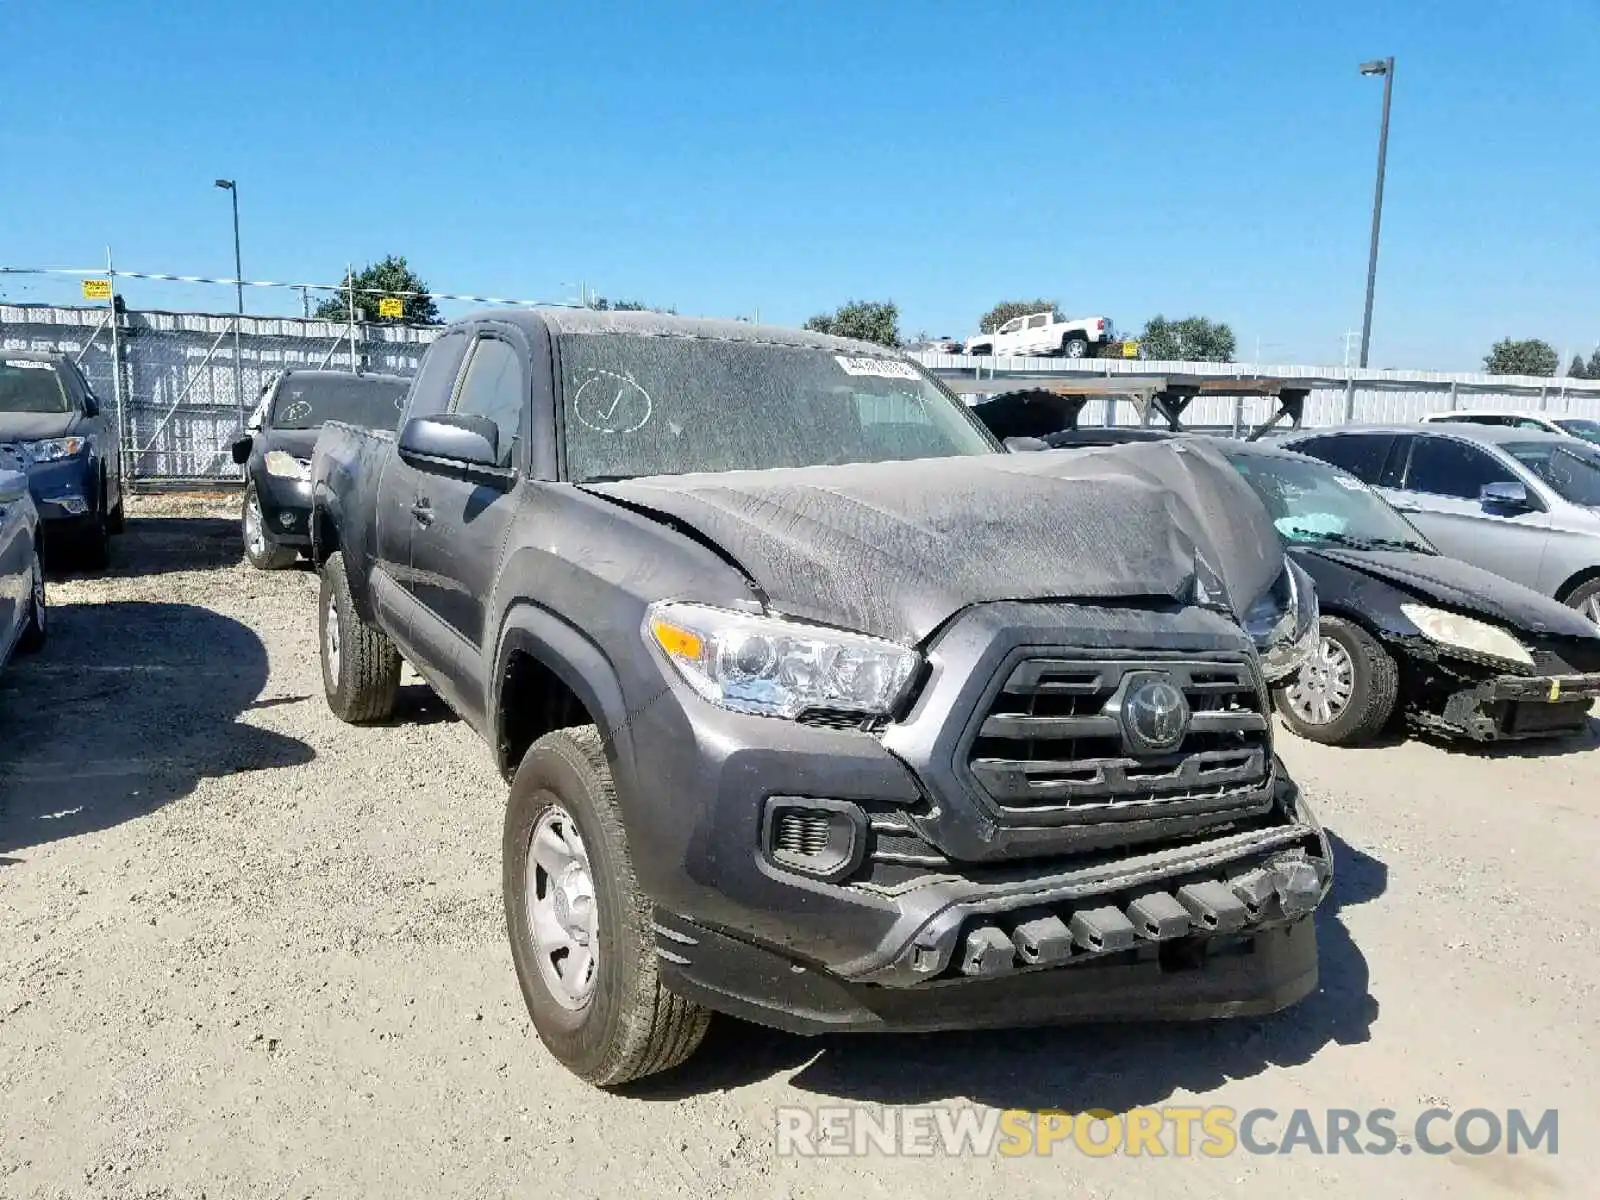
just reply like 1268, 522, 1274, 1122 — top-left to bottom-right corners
0, 470, 27, 505
1003, 436, 1051, 452
1480, 480, 1533, 511
398, 413, 500, 471
83, 394, 100, 418
231, 436, 254, 466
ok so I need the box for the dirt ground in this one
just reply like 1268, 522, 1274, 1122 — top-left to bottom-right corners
2, 496, 1597, 1199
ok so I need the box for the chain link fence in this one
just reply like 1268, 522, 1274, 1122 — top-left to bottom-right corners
6, 262, 1600, 483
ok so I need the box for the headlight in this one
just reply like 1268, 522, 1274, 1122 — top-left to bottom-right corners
1244, 558, 1320, 683
28, 437, 87, 463
645, 600, 920, 720
264, 450, 311, 481
1399, 603, 1533, 669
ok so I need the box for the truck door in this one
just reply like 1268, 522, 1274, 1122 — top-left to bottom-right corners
405, 326, 527, 723
376, 331, 469, 644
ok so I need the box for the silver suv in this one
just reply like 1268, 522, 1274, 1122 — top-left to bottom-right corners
1279, 423, 1600, 621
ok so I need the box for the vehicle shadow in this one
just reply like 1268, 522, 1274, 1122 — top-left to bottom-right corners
629, 832, 1385, 1109
0, 600, 314, 861
46, 515, 245, 581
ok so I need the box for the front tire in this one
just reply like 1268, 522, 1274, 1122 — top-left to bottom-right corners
504, 726, 711, 1087
243, 483, 297, 570
1562, 576, 1600, 625
1273, 616, 1398, 746
318, 551, 400, 723
18, 541, 46, 654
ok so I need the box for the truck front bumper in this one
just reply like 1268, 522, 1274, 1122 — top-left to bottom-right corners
1427, 671, 1600, 741
254, 473, 313, 548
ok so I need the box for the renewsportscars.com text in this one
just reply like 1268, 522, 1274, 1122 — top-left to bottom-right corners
774, 1105, 1558, 1158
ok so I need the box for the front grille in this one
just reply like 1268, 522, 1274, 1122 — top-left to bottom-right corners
967, 655, 1269, 810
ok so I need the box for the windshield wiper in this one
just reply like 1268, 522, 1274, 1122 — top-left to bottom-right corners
1285, 527, 1433, 554
576, 473, 637, 483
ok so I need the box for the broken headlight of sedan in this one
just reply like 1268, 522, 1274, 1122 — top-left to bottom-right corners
645, 600, 921, 720
1398, 602, 1534, 670
1244, 558, 1320, 683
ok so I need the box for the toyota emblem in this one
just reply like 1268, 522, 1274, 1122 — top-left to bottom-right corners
1122, 676, 1191, 754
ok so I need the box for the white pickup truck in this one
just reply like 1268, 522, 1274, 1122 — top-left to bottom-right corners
964, 310, 1116, 359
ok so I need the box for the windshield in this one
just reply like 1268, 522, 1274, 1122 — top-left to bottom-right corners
1224, 449, 1435, 552
1554, 418, 1600, 447
556, 334, 1000, 482
1504, 440, 1600, 507
269, 374, 410, 431
0, 359, 70, 413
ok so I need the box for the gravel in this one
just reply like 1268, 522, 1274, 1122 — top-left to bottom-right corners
2, 496, 1597, 1198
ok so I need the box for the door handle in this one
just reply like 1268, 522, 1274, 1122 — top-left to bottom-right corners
410, 500, 434, 526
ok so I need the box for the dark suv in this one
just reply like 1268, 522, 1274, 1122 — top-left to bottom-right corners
0, 352, 125, 567
311, 309, 1332, 1088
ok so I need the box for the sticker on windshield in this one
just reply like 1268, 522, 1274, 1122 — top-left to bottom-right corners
834, 355, 920, 380
1, 360, 52, 371
280, 400, 313, 424
572, 369, 653, 434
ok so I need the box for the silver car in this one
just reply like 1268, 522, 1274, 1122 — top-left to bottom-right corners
1278, 423, 1600, 621
0, 459, 47, 672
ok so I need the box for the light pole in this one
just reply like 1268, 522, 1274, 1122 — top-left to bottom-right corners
1357, 58, 1394, 370
214, 179, 246, 430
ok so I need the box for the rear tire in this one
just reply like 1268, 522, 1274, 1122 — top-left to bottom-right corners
107, 487, 125, 534
318, 551, 400, 723
1062, 336, 1089, 359
18, 541, 46, 654
504, 726, 711, 1087
1273, 616, 1398, 746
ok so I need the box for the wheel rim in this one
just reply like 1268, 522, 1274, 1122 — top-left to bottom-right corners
31, 547, 44, 631
323, 592, 341, 680
1066, 342, 1085, 358
245, 491, 267, 557
1580, 593, 1600, 626
1284, 636, 1355, 725
525, 805, 599, 1010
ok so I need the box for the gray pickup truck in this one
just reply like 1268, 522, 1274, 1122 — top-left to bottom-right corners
309, 308, 1334, 1088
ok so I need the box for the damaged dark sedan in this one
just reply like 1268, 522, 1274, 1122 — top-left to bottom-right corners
980, 415, 1600, 747
1224, 442, 1600, 745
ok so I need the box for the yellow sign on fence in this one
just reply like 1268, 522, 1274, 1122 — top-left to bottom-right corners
377, 297, 404, 319
1121, 340, 1139, 358
81, 278, 112, 301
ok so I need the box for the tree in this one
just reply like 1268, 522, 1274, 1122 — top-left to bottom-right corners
587, 297, 675, 314
1568, 355, 1589, 380
1137, 315, 1236, 362
978, 299, 1056, 335
1588, 349, 1600, 380
1483, 338, 1557, 377
315, 256, 441, 325
803, 300, 900, 348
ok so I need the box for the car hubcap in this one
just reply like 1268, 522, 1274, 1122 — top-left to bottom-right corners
323, 595, 341, 679
1581, 594, 1600, 626
1285, 636, 1355, 725
1067, 342, 1085, 358
245, 493, 266, 556
526, 806, 599, 1009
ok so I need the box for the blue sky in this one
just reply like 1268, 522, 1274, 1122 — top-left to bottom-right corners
2, 0, 1596, 371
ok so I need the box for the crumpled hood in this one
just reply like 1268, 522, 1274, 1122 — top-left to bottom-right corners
582, 441, 1285, 645
0, 411, 79, 444
260, 427, 321, 460
1306, 546, 1600, 640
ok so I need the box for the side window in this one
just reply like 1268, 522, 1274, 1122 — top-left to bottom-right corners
450, 337, 524, 468
1026, 314, 1048, 329
1293, 434, 1393, 484
998, 318, 1022, 335
407, 332, 470, 418
1403, 436, 1517, 499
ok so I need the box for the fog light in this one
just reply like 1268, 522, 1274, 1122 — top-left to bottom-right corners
54, 497, 89, 516
761, 797, 866, 882
278, 511, 295, 529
